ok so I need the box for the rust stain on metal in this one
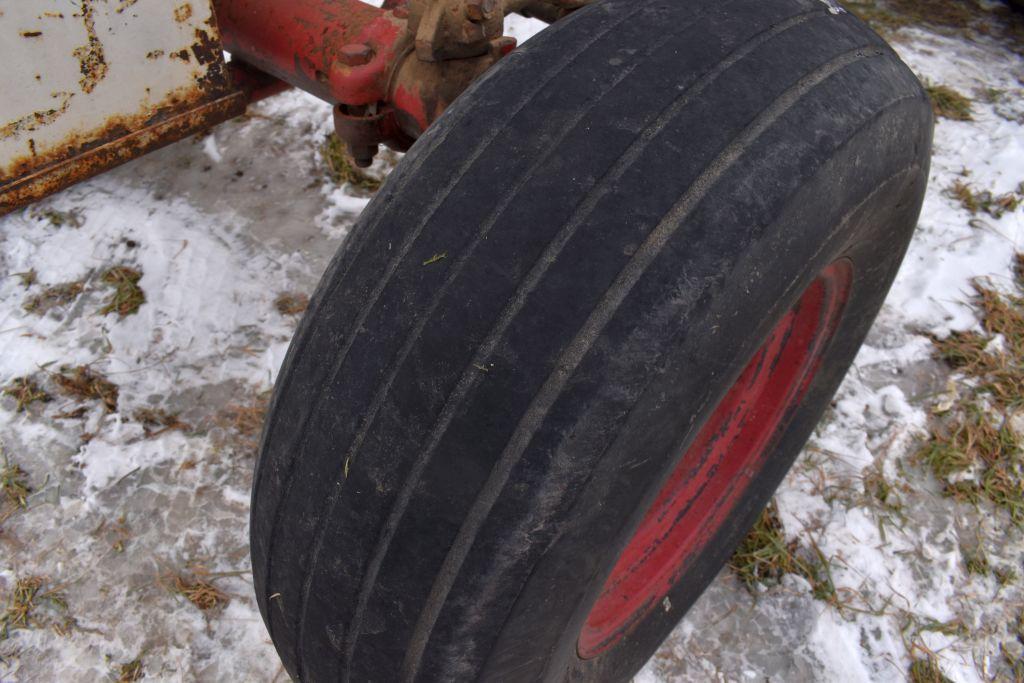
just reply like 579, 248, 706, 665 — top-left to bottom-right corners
190, 28, 221, 66
0, 92, 75, 141
72, 0, 108, 94
115, 0, 140, 13
0, 89, 249, 216
20, 30, 43, 38
3, 56, 235, 188
174, 3, 194, 23
146, 49, 165, 59
171, 48, 192, 62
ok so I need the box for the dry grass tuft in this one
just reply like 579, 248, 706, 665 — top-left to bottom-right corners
274, 292, 309, 316
945, 180, 1021, 218
909, 656, 953, 683
2, 376, 51, 412
321, 133, 383, 191
133, 407, 190, 438
116, 658, 144, 682
844, 0, 1024, 52
961, 545, 990, 576
22, 280, 84, 315
29, 207, 82, 228
1, 450, 32, 525
0, 576, 69, 640
53, 365, 119, 412
926, 84, 973, 121
161, 568, 230, 611
216, 389, 271, 455
1, 453, 31, 511
98, 266, 145, 318
729, 501, 837, 603
14, 269, 37, 287
921, 260, 1024, 524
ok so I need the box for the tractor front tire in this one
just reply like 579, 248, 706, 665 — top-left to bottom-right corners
251, 0, 932, 679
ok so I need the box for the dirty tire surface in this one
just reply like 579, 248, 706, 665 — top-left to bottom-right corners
250, 0, 932, 680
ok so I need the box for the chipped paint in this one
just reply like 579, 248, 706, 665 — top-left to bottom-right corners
73, 0, 108, 94
0, 92, 74, 141
1, 0, 238, 209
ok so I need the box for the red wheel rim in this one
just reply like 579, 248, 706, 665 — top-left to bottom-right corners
577, 261, 853, 659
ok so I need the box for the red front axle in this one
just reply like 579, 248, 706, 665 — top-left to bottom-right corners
215, 0, 518, 165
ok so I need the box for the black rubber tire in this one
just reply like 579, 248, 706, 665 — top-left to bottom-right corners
251, 0, 932, 680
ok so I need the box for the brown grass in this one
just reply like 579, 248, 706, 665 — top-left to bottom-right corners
133, 407, 190, 438
161, 568, 230, 611
14, 269, 37, 287
926, 84, 973, 121
98, 266, 145, 317
1, 456, 31, 510
274, 292, 309, 316
53, 365, 119, 412
1, 450, 31, 525
844, 0, 1024, 52
2, 377, 51, 412
0, 576, 69, 640
116, 658, 144, 682
921, 259, 1024, 524
29, 207, 82, 228
946, 179, 1022, 218
909, 656, 953, 683
22, 280, 84, 315
216, 389, 271, 455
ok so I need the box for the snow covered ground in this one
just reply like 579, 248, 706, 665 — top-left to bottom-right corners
1, 12, 1022, 683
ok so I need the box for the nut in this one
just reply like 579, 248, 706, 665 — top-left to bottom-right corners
465, 0, 497, 22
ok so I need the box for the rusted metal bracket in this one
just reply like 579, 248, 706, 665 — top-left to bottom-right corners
214, 0, 584, 166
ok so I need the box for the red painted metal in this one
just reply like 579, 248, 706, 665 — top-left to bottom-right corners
215, 0, 407, 107
214, 0, 516, 161
577, 260, 854, 659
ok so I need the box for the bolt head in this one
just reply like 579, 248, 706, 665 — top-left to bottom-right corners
339, 43, 374, 67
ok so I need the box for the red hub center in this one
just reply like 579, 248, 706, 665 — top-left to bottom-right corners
577, 261, 853, 659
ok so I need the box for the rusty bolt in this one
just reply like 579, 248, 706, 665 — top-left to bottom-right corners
391, 4, 410, 18
465, 0, 498, 22
339, 43, 374, 67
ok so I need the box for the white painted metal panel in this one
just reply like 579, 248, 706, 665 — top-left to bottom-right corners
0, 0, 228, 182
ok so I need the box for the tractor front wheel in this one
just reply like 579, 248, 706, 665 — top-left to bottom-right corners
250, 0, 932, 679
